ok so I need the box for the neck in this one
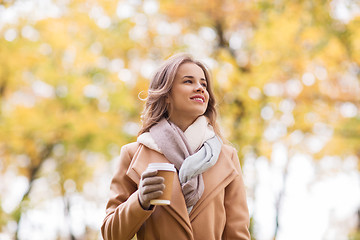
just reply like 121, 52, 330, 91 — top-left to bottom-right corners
169, 116, 198, 132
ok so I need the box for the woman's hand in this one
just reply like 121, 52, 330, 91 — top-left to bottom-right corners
138, 169, 165, 210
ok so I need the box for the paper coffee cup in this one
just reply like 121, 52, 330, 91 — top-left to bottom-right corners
147, 163, 176, 205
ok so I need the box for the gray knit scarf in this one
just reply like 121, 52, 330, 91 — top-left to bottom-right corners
149, 118, 222, 213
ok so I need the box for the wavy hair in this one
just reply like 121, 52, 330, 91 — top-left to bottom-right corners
138, 53, 222, 138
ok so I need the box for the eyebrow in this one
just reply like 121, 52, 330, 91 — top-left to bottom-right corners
182, 76, 207, 81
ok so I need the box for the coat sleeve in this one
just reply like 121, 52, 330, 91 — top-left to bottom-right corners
101, 144, 154, 240
222, 148, 251, 240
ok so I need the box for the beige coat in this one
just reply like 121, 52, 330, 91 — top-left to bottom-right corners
101, 142, 250, 240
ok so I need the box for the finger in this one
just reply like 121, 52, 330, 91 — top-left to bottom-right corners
141, 169, 158, 179
142, 183, 165, 194
142, 176, 164, 186
142, 190, 164, 202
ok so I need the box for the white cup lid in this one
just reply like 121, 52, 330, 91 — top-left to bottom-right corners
147, 163, 176, 172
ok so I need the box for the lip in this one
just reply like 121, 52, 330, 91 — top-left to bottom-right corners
190, 95, 205, 103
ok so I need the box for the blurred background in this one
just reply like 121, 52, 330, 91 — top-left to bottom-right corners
0, 0, 359, 239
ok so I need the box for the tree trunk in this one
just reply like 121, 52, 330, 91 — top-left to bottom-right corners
14, 144, 54, 240
273, 157, 290, 240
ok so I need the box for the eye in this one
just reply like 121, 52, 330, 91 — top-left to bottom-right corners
201, 82, 207, 88
184, 79, 192, 84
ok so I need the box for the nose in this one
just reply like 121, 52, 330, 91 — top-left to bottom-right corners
195, 82, 205, 93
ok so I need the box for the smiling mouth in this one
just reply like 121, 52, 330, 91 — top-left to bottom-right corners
190, 96, 205, 103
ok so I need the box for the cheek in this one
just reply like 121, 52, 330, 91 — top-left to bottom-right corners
205, 92, 210, 103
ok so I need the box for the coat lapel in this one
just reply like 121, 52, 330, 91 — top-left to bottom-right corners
189, 146, 237, 221
126, 144, 193, 232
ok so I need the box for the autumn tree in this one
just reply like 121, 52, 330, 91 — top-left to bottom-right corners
0, 0, 359, 239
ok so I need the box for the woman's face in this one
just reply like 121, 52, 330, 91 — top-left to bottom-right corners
167, 62, 209, 125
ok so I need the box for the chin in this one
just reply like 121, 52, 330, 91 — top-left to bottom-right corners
193, 111, 207, 118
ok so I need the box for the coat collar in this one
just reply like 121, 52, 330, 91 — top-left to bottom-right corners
126, 144, 237, 229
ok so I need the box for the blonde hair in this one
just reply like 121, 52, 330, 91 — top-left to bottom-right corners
138, 53, 222, 138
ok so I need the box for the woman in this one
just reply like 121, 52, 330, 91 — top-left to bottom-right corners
101, 53, 250, 240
